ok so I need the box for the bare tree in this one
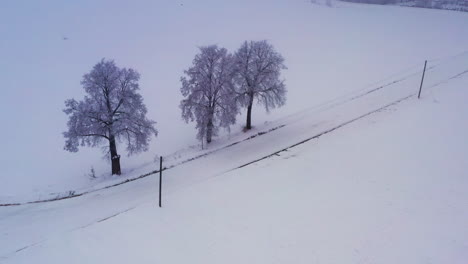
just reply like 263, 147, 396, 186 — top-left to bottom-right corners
180, 45, 238, 144
233, 40, 287, 130
63, 59, 157, 175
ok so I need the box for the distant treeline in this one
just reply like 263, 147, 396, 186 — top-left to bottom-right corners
339, 0, 468, 12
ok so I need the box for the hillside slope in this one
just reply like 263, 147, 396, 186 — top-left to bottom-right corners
1, 2, 467, 263
339, 0, 468, 12
0, 62, 466, 264
1, 0, 468, 199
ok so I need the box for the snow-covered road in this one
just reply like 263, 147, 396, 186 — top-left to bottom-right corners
1, 52, 467, 263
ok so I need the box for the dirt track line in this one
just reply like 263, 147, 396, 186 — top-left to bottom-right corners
0, 68, 420, 207
229, 68, 468, 171
96, 207, 136, 223
3, 69, 464, 207
230, 93, 416, 171
0, 125, 286, 207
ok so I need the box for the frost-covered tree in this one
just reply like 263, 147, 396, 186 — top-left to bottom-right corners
233, 40, 287, 130
63, 59, 157, 175
180, 45, 238, 144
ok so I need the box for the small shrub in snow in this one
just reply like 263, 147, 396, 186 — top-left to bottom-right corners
88, 167, 97, 180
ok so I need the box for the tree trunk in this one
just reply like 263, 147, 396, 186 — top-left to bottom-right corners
246, 95, 254, 130
109, 135, 121, 175
206, 118, 214, 144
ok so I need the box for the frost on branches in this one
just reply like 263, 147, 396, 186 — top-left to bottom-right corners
180, 45, 238, 144
233, 40, 287, 130
63, 59, 157, 175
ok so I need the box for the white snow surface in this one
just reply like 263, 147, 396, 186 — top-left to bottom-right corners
1, 65, 467, 263
1, 1, 468, 263
1, 0, 468, 201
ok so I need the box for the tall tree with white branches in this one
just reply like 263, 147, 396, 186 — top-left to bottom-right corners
233, 40, 287, 130
63, 59, 157, 175
180, 45, 238, 144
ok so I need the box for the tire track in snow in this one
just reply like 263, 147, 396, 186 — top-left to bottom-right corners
1, 206, 137, 260
230, 68, 468, 170
230, 94, 416, 171
0, 125, 286, 207
0, 70, 414, 207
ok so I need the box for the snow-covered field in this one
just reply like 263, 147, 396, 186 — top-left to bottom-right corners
1, 65, 467, 263
1, 0, 467, 263
1, 0, 468, 200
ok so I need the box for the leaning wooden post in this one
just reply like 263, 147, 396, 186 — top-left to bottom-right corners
159, 156, 162, 208
418, 60, 427, 99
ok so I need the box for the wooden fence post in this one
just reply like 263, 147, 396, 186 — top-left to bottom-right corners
418, 60, 427, 99
159, 156, 162, 208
